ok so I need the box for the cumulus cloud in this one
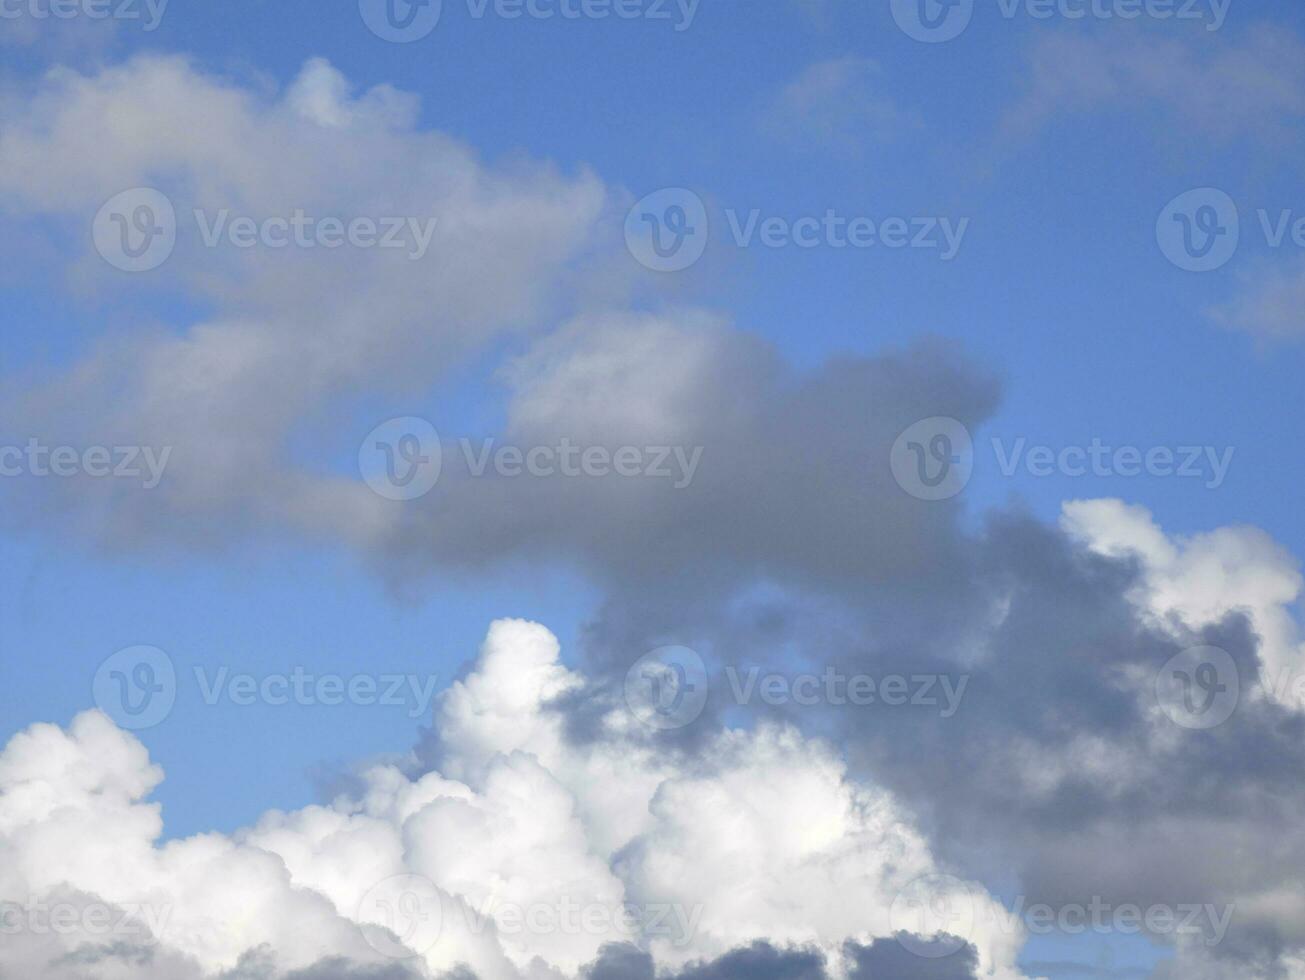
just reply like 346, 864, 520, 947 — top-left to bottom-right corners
0, 621, 1019, 980
0, 51, 997, 647
8, 38, 1305, 980
1064, 498, 1305, 699
821, 501, 1305, 979
0, 54, 609, 550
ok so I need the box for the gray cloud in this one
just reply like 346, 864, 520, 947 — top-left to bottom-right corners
7, 34, 1305, 980
1001, 23, 1305, 145
579, 939, 980, 980
759, 58, 923, 153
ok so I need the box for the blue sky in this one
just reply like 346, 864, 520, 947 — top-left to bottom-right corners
3, 2, 1305, 979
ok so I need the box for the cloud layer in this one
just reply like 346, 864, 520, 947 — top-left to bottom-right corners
0, 620, 1019, 980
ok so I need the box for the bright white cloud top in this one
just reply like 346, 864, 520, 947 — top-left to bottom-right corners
0, 620, 1026, 980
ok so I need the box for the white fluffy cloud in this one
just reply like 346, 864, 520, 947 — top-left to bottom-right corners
1063, 498, 1305, 705
0, 620, 1027, 979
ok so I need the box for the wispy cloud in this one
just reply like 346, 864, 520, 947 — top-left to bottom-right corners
760, 57, 923, 153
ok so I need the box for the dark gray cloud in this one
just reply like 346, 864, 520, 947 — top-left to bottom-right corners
384, 321, 996, 600
384, 317, 1305, 976
846, 937, 981, 979
579, 939, 980, 980
6, 25, 1305, 980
